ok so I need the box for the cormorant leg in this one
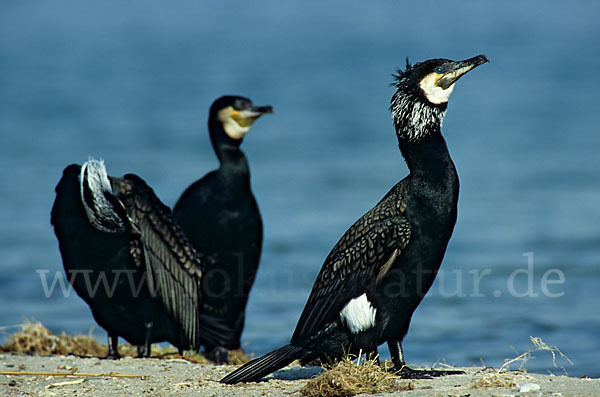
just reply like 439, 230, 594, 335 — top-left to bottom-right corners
178, 348, 184, 356
205, 346, 230, 364
106, 334, 121, 359
388, 339, 405, 369
387, 340, 464, 378
137, 322, 153, 358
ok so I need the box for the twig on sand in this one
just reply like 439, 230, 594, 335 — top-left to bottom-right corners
46, 378, 86, 389
0, 370, 142, 378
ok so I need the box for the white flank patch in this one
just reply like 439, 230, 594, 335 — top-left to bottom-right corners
340, 293, 377, 334
80, 158, 125, 233
419, 73, 455, 105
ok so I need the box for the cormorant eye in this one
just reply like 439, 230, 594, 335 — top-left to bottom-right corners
434, 66, 444, 74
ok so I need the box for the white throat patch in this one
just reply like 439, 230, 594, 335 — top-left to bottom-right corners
419, 73, 455, 105
218, 107, 250, 140
340, 293, 377, 334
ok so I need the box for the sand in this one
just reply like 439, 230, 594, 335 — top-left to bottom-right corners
1, 353, 598, 396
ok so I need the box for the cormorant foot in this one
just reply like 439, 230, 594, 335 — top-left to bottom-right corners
106, 335, 121, 360
205, 346, 230, 364
302, 358, 323, 367
105, 352, 121, 360
391, 365, 464, 379
137, 344, 151, 358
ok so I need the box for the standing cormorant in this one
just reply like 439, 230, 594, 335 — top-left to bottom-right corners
51, 159, 231, 358
221, 55, 488, 383
173, 96, 273, 362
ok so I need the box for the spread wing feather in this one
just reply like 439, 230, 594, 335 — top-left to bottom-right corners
110, 173, 205, 348
292, 191, 411, 342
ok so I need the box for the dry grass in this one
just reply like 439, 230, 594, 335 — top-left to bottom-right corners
469, 372, 519, 389
499, 336, 572, 374
0, 321, 107, 357
469, 336, 572, 390
0, 321, 252, 365
228, 348, 253, 365
300, 355, 413, 397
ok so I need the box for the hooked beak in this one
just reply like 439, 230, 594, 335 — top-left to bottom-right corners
436, 55, 489, 89
231, 105, 274, 127
249, 105, 274, 116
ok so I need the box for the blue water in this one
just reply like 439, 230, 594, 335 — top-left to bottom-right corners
1, 0, 599, 378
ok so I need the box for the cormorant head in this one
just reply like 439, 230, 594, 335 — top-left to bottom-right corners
391, 55, 488, 142
209, 95, 273, 148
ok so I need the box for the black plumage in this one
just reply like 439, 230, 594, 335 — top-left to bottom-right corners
51, 159, 232, 358
221, 55, 488, 383
173, 96, 272, 361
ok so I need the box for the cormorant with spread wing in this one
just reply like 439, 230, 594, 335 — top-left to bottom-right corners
221, 55, 488, 383
173, 96, 272, 362
51, 159, 231, 358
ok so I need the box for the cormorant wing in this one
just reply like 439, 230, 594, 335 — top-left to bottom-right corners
291, 199, 411, 342
110, 173, 207, 347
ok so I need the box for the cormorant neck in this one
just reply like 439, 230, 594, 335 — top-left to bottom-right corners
214, 146, 251, 201
217, 146, 249, 175
390, 93, 447, 142
208, 119, 244, 159
398, 131, 456, 182
206, 119, 249, 186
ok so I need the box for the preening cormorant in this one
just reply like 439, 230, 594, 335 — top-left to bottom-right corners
51, 159, 232, 358
221, 55, 488, 383
173, 96, 272, 362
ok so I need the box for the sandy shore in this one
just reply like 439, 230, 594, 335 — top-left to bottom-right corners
1, 353, 598, 396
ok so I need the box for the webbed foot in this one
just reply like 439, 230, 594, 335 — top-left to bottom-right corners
205, 346, 230, 364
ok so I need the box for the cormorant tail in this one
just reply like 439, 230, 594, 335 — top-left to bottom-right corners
79, 158, 126, 234
220, 344, 303, 384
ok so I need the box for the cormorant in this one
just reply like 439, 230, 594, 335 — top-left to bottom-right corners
51, 159, 232, 358
221, 55, 488, 383
173, 96, 273, 362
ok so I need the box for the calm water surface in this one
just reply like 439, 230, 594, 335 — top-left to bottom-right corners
1, 0, 599, 377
